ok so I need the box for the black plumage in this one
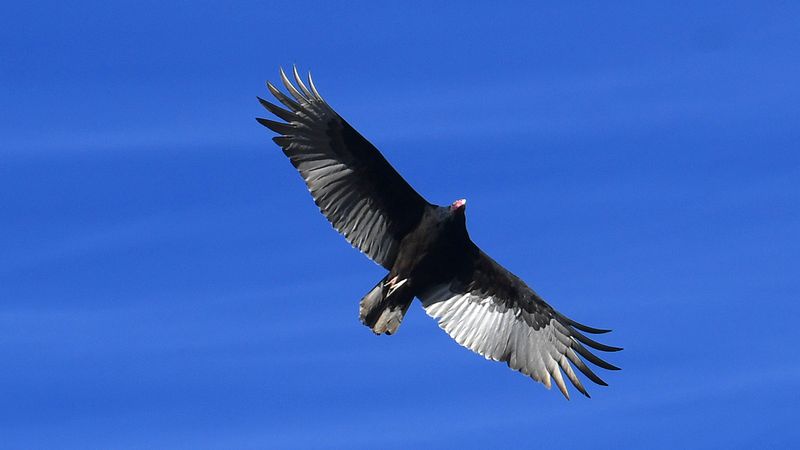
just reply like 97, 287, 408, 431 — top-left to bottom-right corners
257, 67, 621, 399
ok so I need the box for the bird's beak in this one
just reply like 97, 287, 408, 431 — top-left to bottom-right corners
451, 198, 467, 211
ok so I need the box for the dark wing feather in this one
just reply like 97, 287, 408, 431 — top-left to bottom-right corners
420, 247, 621, 399
257, 67, 429, 269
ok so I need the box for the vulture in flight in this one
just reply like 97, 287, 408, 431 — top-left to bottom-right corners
257, 67, 621, 399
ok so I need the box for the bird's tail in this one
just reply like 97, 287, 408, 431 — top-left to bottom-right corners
359, 275, 414, 335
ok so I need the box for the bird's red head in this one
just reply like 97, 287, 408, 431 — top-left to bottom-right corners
450, 198, 467, 213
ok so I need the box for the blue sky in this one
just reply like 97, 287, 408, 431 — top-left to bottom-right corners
2, 1, 799, 448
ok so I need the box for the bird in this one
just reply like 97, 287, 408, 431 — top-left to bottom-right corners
256, 67, 621, 399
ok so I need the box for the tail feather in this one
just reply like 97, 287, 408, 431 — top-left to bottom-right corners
359, 276, 413, 335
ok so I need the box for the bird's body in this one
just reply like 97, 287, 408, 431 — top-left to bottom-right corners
257, 67, 621, 399
361, 202, 469, 334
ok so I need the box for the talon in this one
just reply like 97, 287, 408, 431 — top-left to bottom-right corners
386, 278, 408, 296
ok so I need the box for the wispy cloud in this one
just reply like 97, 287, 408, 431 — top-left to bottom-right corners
339, 49, 800, 144
7, 44, 798, 162
0, 205, 245, 273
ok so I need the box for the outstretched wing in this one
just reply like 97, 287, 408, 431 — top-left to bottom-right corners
257, 67, 429, 269
420, 247, 621, 399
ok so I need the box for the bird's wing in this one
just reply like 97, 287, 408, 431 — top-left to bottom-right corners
419, 247, 621, 399
257, 67, 429, 269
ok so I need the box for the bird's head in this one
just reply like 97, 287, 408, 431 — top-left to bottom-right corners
450, 198, 467, 214
446, 198, 469, 239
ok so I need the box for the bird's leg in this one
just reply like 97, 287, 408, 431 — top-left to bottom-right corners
385, 276, 408, 297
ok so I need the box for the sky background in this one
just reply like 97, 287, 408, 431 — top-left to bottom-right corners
2, 1, 799, 448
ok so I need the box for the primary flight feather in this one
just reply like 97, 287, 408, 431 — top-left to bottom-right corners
257, 67, 621, 399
